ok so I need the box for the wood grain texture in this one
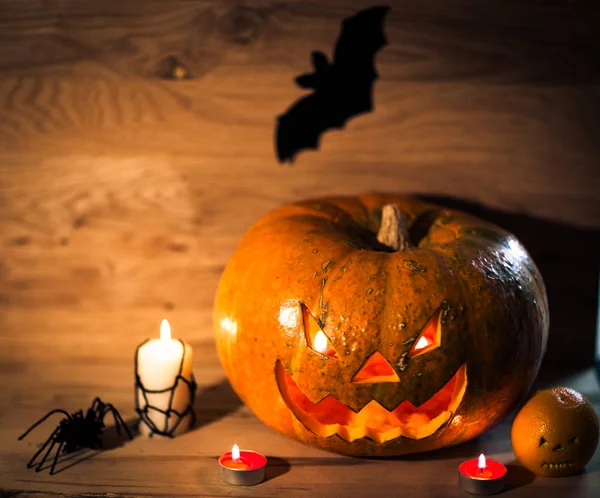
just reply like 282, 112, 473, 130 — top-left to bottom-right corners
0, 1, 599, 495
0, 0, 598, 351
0, 0, 598, 223
0, 308, 599, 497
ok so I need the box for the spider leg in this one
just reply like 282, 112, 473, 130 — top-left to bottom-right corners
91, 397, 104, 412
103, 404, 133, 440
26, 427, 59, 469
49, 441, 65, 475
18, 409, 71, 441
35, 434, 58, 473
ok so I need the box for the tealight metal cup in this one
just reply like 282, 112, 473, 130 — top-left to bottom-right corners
218, 451, 266, 486
458, 471, 506, 495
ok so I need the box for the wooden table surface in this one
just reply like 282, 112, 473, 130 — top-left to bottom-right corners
1, 0, 599, 496
0, 308, 598, 497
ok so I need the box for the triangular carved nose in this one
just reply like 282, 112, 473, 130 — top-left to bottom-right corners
352, 351, 400, 384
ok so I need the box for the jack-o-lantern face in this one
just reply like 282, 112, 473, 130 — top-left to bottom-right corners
276, 304, 467, 442
214, 194, 549, 456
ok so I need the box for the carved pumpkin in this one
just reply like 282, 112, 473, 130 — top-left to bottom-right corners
214, 194, 549, 456
511, 387, 599, 477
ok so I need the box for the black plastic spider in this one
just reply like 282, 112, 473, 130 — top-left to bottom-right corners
18, 397, 133, 475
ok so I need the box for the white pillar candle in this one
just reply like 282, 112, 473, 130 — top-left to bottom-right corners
135, 319, 195, 436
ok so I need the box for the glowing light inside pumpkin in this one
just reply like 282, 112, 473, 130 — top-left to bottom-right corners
352, 351, 400, 383
409, 310, 442, 358
232, 444, 241, 461
160, 319, 171, 340
413, 335, 430, 351
302, 304, 338, 358
479, 453, 486, 471
276, 361, 468, 442
314, 330, 328, 354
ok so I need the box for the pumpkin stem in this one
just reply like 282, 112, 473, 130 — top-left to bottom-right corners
377, 204, 412, 252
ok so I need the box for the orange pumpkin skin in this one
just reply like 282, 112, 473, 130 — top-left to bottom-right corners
214, 194, 549, 456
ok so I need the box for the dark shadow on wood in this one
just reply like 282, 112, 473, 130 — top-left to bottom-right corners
369, 436, 508, 462
191, 378, 244, 431
286, 456, 372, 467
264, 456, 291, 482
417, 194, 600, 366
32, 447, 97, 475
275, 6, 391, 163
504, 462, 536, 492
209, 455, 369, 469
101, 416, 139, 450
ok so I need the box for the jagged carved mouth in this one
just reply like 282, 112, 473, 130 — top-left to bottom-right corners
276, 362, 467, 443
542, 462, 574, 470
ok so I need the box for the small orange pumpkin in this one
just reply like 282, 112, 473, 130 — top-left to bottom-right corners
511, 387, 599, 477
214, 194, 549, 456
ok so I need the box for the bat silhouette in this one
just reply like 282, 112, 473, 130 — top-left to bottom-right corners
275, 6, 390, 164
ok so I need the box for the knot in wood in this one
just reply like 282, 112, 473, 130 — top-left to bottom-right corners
218, 6, 266, 46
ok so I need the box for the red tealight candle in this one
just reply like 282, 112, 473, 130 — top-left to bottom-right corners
218, 444, 267, 486
458, 454, 507, 495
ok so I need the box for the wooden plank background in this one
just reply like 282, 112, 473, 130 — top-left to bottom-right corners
1, 0, 598, 362
0, 0, 599, 495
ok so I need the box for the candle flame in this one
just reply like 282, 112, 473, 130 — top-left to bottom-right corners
413, 335, 430, 351
160, 319, 171, 340
314, 330, 328, 354
478, 453, 486, 471
232, 444, 240, 461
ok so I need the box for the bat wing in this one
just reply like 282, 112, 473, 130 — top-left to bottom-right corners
275, 92, 345, 164
333, 6, 390, 74
274, 7, 390, 164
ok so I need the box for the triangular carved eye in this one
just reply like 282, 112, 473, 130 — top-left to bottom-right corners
409, 309, 442, 358
352, 351, 399, 383
302, 304, 339, 359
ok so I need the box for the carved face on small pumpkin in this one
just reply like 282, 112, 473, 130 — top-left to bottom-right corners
511, 387, 599, 477
214, 194, 549, 456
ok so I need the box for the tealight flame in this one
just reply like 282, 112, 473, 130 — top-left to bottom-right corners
314, 330, 328, 354
160, 319, 171, 340
232, 444, 241, 461
414, 335, 430, 351
478, 453, 486, 471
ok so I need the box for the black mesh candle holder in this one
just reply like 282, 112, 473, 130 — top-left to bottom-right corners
134, 338, 197, 437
